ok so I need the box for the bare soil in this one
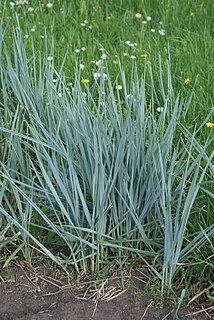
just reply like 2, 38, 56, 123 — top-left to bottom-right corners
0, 264, 213, 320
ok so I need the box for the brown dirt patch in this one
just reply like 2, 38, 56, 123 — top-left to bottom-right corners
0, 264, 213, 320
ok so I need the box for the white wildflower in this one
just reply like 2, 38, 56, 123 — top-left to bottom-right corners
46, 3, 53, 9
95, 60, 102, 66
93, 72, 101, 80
157, 107, 164, 113
101, 54, 107, 60
159, 29, 165, 36
116, 85, 123, 90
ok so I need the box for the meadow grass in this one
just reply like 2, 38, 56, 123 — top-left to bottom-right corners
0, 0, 213, 298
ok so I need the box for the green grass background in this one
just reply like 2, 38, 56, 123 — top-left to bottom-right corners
2, 0, 213, 127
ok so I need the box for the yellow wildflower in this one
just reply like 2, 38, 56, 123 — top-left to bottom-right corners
107, 16, 112, 20
82, 79, 90, 84
141, 53, 148, 59
184, 78, 191, 84
135, 13, 142, 19
206, 122, 214, 128
190, 12, 195, 17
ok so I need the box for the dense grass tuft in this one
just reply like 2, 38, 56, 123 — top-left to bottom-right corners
0, 0, 213, 296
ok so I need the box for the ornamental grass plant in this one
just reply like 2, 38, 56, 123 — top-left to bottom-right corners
0, 26, 213, 294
